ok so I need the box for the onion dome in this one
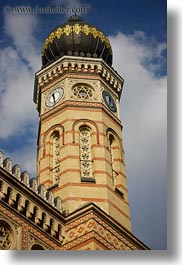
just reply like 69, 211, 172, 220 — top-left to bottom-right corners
41, 15, 112, 68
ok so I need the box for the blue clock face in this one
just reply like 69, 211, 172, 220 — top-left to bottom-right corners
102, 90, 117, 112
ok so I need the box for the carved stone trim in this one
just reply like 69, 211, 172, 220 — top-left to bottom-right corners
0, 212, 21, 250
28, 232, 51, 250
34, 56, 123, 106
72, 84, 94, 100
79, 127, 93, 179
42, 24, 112, 56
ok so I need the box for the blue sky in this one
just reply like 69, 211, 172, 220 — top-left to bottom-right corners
0, 0, 167, 250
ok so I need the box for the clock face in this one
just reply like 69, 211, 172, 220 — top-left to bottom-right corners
102, 90, 117, 112
46, 88, 64, 107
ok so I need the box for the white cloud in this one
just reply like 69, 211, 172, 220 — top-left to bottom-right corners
109, 32, 167, 178
0, 13, 40, 139
109, 32, 167, 247
4, 13, 40, 70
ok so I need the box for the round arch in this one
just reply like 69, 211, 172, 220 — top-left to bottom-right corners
105, 128, 122, 150
43, 124, 64, 155
72, 119, 100, 144
31, 244, 45, 250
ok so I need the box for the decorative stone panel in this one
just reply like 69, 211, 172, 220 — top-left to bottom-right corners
0, 213, 22, 250
28, 232, 52, 250
72, 84, 94, 100
79, 127, 93, 179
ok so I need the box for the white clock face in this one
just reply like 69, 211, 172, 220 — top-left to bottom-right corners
46, 88, 64, 107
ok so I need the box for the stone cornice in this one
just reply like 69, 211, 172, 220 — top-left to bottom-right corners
0, 151, 65, 245
65, 202, 149, 250
0, 155, 149, 250
34, 56, 124, 109
64, 202, 150, 250
40, 100, 122, 128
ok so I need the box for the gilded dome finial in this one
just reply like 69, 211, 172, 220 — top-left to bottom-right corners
68, 14, 83, 23
42, 17, 112, 67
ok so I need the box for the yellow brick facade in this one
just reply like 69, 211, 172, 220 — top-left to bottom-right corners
34, 57, 131, 231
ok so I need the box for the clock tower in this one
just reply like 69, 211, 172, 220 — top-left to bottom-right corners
34, 15, 131, 232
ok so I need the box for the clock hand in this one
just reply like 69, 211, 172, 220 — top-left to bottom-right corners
52, 93, 56, 104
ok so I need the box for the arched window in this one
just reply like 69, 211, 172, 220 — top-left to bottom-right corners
50, 131, 60, 185
108, 132, 124, 197
109, 134, 118, 187
79, 126, 93, 181
31, 244, 45, 250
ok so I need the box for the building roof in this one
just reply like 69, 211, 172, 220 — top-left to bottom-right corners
41, 15, 113, 68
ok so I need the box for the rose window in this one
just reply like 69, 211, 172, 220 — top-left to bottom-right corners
72, 85, 93, 99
